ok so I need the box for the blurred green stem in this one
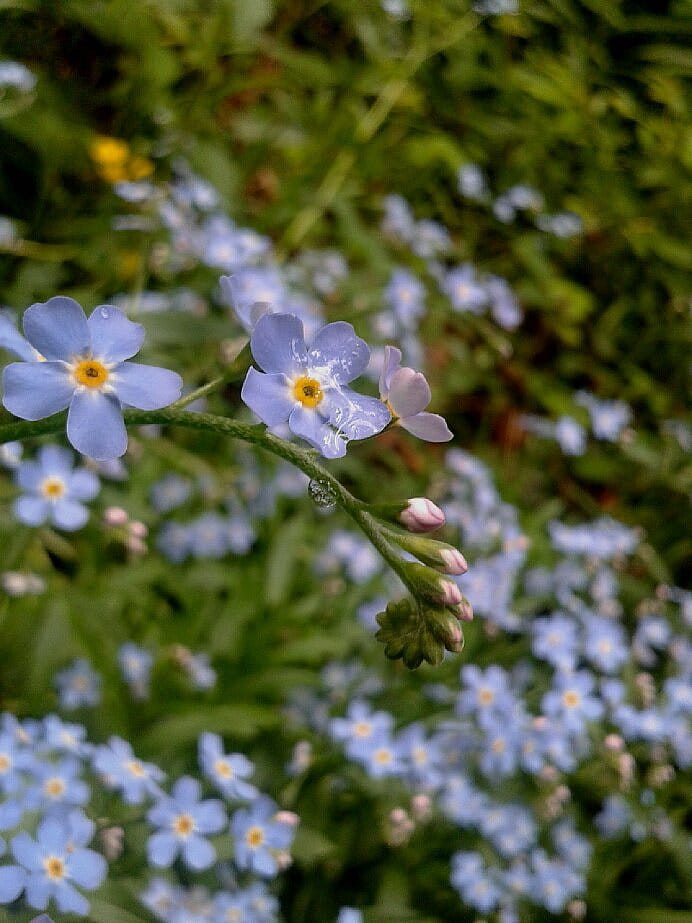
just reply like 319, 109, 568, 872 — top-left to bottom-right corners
0, 409, 414, 588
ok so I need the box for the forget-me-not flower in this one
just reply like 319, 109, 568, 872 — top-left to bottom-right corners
2, 297, 182, 459
13, 445, 99, 531
241, 313, 390, 458
378, 346, 452, 442
147, 776, 225, 871
93, 736, 164, 804
54, 659, 101, 710
231, 796, 296, 877
198, 732, 258, 801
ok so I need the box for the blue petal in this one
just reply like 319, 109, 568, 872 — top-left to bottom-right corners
67, 391, 127, 460
250, 313, 307, 375
241, 368, 293, 425
54, 880, 89, 916
194, 800, 226, 834
0, 313, 35, 361
87, 306, 144, 362
22, 297, 90, 361
147, 831, 178, 867
37, 445, 74, 479
182, 834, 215, 871
68, 469, 100, 501
288, 405, 346, 459
67, 848, 106, 889
327, 389, 391, 441
2, 362, 74, 420
11, 832, 42, 870
111, 363, 182, 410
308, 321, 370, 385
16, 460, 42, 491
171, 776, 200, 806
24, 873, 50, 911
0, 865, 26, 903
51, 499, 89, 531
14, 496, 49, 526
252, 847, 278, 877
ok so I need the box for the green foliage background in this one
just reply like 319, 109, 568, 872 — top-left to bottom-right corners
0, 1, 689, 921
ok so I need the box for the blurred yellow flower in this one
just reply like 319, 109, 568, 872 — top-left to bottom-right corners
89, 136, 154, 184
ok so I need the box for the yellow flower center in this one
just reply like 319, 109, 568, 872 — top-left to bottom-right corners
40, 476, 66, 499
246, 825, 265, 848
374, 748, 392, 765
0, 754, 11, 772
126, 760, 145, 777
293, 376, 323, 408
491, 737, 506, 753
73, 359, 109, 389
214, 759, 233, 779
562, 690, 581, 709
44, 777, 66, 799
226, 911, 242, 922
478, 688, 495, 706
173, 813, 194, 837
353, 721, 371, 738
44, 855, 65, 881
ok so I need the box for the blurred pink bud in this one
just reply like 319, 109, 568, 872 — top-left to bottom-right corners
439, 548, 468, 575
439, 579, 462, 606
604, 734, 624, 752
275, 850, 293, 871
400, 498, 445, 533
129, 520, 148, 538
274, 810, 300, 827
411, 794, 432, 822
104, 506, 128, 526
452, 598, 474, 622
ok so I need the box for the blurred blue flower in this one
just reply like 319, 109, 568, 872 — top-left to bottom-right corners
442, 264, 488, 313
231, 796, 296, 877
150, 474, 192, 513
117, 642, 154, 700
384, 268, 426, 329
54, 660, 101, 710
147, 776, 225, 871
542, 670, 604, 734
93, 737, 164, 804
2, 297, 182, 459
13, 445, 99, 531
198, 732, 258, 801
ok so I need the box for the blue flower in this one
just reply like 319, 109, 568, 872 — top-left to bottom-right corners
384, 268, 426, 329
150, 474, 192, 513
198, 733, 258, 801
4, 811, 106, 916
378, 346, 452, 442
442, 264, 488, 313
241, 313, 390, 459
54, 660, 101, 710
13, 445, 99, 531
25, 757, 90, 813
0, 309, 37, 360
146, 776, 226, 870
2, 297, 182, 459
231, 796, 296, 877
117, 642, 153, 700
93, 737, 164, 804
541, 670, 604, 734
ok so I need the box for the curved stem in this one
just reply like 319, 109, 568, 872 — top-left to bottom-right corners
0, 409, 412, 584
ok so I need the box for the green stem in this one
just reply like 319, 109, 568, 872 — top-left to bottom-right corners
0, 408, 410, 583
168, 342, 252, 410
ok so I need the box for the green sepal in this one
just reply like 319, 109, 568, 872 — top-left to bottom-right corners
375, 598, 465, 670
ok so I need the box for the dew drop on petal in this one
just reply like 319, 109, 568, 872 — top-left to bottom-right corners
308, 477, 337, 511
100, 306, 110, 319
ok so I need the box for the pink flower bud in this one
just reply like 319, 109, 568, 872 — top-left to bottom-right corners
104, 506, 128, 526
451, 598, 474, 622
604, 734, 624, 752
411, 794, 432, 822
274, 810, 300, 827
129, 520, 148, 538
400, 498, 445, 533
439, 579, 462, 606
439, 548, 468, 575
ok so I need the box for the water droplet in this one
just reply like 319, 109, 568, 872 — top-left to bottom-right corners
100, 307, 110, 319
308, 478, 337, 511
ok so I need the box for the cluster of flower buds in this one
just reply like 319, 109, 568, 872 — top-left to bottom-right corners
103, 506, 148, 555
365, 496, 473, 668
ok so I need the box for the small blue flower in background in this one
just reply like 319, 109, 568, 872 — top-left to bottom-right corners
54, 659, 101, 710
458, 163, 489, 202
442, 264, 488, 313
2, 296, 182, 459
542, 670, 604, 734
0, 309, 38, 360
13, 445, 99, 531
378, 346, 452, 442
198, 732, 258, 801
231, 796, 296, 877
93, 736, 165, 805
337, 908, 364, 923
241, 312, 390, 458
384, 268, 426, 329
150, 473, 192, 513
220, 268, 286, 331
2, 810, 106, 916
554, 416, 587, 456
117, 642, 154, 700
25, 757, 90, 813
146, 775, 226, 871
